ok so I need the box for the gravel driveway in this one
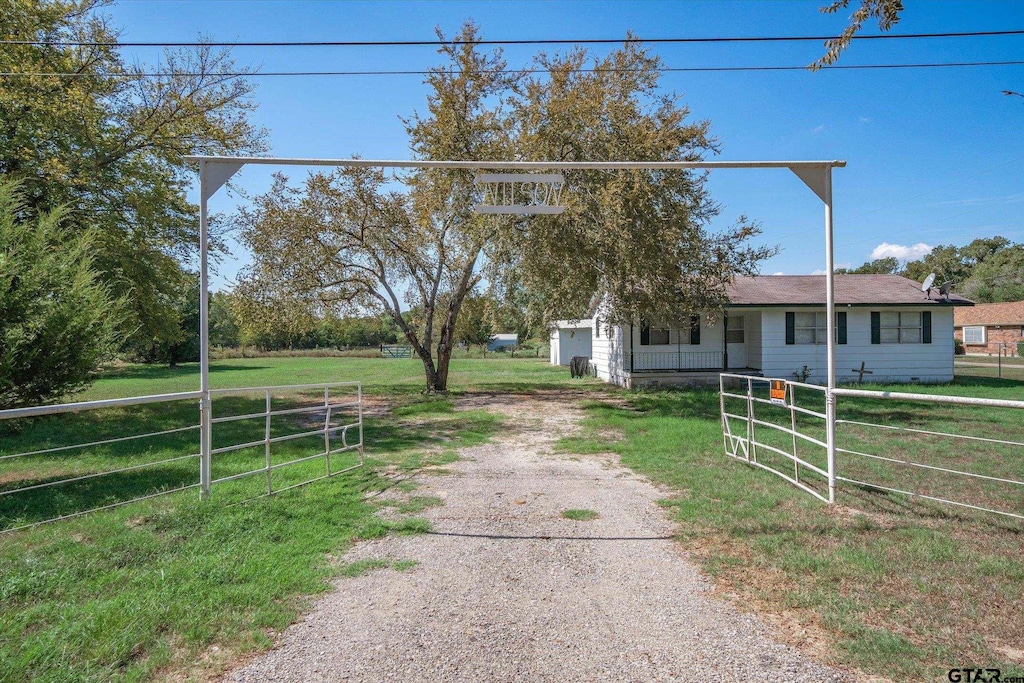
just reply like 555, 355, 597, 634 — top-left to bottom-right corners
227, 392, 845, 682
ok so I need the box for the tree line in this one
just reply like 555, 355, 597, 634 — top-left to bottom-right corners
837, 236, 1024, 303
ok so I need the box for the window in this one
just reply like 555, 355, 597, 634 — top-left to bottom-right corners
786, 311, 847, 345
963, 326, 986, 344
639, 325, 669, 345
795, 312, 827, 345
725, 315, 745, 344
881, 311, 922, 344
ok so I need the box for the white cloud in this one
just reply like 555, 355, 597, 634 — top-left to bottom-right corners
812, 124, 825, 134
870, 242, 933, 261
858, 116, 871, 124
810, 268, 827, 275
772, 271, 785, 276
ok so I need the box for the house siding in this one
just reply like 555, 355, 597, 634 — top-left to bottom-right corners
757, 306, 955, 383
552, 305, 956, 387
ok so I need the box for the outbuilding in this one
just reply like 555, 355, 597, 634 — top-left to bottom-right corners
550, 275, 972, 387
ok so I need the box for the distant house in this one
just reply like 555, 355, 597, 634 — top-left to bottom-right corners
954, 300, 1024, 356
550, 275, 972, 387
488, 333, 519, 352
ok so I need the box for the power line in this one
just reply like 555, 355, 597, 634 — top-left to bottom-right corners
4, 29, 1024, 48
3, 59, 1023, 78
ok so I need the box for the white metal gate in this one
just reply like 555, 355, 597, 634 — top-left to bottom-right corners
720, 373, 832, 503
0, 381, 364, 534
720, 372, 1024, 520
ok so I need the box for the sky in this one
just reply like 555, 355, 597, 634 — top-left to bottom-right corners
103, 0, 1024, 290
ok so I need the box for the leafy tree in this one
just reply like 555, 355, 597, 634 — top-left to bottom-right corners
836, 256, 900, 274
900, 236, 1023, 302
209, 291, 241, 348
236, 25, 772, 393
455, 296, 496, 353
131, 274, 201, 366
0, 179, 123, 408
500, 38, 773, 329
334, 314, 399, 348
961, 245, 1024, 303
811, 0, 903, 70
0, 0, 266, 354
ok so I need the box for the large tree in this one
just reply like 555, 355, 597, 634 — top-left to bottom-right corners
0, 0, 266, 354
0, 179, 122, 408
236, 24, 772, 393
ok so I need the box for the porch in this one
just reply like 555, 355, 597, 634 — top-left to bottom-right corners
625, 311, 762, 375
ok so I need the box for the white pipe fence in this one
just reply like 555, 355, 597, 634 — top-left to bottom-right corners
0, 382, 363, 534
720, 373, 1024, 520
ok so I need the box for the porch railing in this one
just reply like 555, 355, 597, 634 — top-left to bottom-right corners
631, 350, 724, 372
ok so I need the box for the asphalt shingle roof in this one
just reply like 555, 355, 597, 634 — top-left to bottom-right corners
953, 300, 1024, 326
725, 275, 973, 307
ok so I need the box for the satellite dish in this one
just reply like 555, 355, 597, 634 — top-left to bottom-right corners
939, 281, 952, 300
921, 273, 936, 293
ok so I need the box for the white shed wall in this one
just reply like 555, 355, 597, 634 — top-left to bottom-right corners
550, 322, 594, 367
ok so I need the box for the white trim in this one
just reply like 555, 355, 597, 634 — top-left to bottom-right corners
963, 325, 986, 344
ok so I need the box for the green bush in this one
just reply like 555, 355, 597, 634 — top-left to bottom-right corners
1018, 340, 1024, 357
954, 338, 965, 355
0, 180, 123, 408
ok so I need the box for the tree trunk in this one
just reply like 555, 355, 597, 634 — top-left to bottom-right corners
434, 342, 453, 392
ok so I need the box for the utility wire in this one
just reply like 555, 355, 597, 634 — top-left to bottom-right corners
3, 59, 1024, 78
4, 29, 1024, 48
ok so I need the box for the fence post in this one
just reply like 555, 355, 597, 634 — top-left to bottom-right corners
265, 389, 272, 494
199, 160, 212, 500
324, 386, 331, 476
746, 377, 756, 463
357, 383, 364, 465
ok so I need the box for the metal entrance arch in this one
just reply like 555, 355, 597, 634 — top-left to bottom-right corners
185, 155, 846, 501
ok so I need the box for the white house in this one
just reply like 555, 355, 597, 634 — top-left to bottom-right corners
550, 275, 973, 387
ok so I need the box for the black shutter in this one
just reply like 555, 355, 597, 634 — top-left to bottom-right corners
871, 312, 881, 344
785, 312, 795, 345
837, 312, 847, 345
640, 325, 650, 346
689, 315, 700, 345
922, 311, 932, 344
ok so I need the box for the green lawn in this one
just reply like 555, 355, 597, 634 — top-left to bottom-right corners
0, 356, 596, 682
74, 355, 581, 401
560, 371, 1024, 681
4, 355, 1021, 682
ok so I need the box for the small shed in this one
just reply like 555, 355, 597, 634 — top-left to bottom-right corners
548, 322, 592, 366
488, 333, 519, 352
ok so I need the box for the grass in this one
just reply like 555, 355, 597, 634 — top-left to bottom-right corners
76, 355, 594, 401
560, 371, 1024, 681
561, 508, 600, 521
0, 356, 595, 681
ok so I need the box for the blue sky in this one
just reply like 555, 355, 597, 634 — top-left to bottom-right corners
106, 0, 1024, 290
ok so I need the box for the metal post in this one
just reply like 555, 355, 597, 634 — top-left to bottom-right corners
357, 383, 364, 464
823, 168, 837, 504
265, 389, 272, 494
199, 161, 212, 499
324, 386, 331, 475
790, 384, 800, 484
746, 377, 756, 463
